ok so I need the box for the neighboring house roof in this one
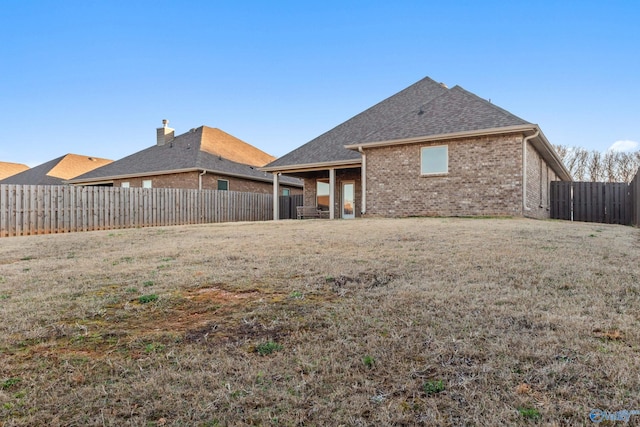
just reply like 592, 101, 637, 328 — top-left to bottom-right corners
262, 76, 570, 180
0, 154, 113, 185
69, 126, 302, 186
0, 162, 29, 180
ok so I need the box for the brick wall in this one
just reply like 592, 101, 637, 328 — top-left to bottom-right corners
113, 171, 302, 195
525, 142, 559, 219
302, 168, 361, 218
363, 134, 524, 217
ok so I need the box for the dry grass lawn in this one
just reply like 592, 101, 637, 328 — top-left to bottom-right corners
0, 217, 639, 426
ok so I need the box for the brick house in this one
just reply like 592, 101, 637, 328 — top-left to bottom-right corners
262, 76, 571, 219
69, 121, 302, 195
0, 155, 112, 185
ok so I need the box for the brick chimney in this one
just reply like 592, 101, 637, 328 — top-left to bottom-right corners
156, 119, 175, 146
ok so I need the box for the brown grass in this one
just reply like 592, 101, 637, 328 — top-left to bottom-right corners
0, 217, 638, 426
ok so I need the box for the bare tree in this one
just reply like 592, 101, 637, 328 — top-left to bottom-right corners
617, 152, 636, 183
603, 150, 618, 182
587, 151, 603, 182
553, 144, 640, 182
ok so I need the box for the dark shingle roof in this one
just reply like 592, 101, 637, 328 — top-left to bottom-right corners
361, 86, 530, 143
264, 77, 534, 169
266, 77, 449, 168
0, 154, 112, 185
71, 126, 301, 186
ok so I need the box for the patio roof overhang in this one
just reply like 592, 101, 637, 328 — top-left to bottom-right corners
259, 159, 361, 175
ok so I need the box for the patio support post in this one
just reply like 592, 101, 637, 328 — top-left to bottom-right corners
273, 172, 280, 221
329, 168, 335, 219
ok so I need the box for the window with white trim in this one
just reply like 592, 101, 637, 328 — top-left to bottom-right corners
420, 145, 448, 175
121, 182, 130, 188
217, 179, 229, 191
142, 180, 152, 188
282, 188, 290, 196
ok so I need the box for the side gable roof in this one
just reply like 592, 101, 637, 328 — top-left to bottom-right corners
264, 77, 449, 169
0, 162, 29, 180
69, 126, 301, 186
0, 154, 112, 185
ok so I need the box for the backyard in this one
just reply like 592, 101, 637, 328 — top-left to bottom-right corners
0, 217, 638, 425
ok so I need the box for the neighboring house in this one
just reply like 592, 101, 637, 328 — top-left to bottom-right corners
0, 162, 29, 180
0, 154, 112, 185
68, 121, 302, 195
262, 76, 571, 220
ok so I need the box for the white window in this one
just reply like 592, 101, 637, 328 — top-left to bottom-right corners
142, 180, 152, 188
121, 182, 130, 188
217, 179, 229, 191
421, 145, 448, 175
282, 188, 290, 196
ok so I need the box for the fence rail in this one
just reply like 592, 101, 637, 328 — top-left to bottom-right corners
0, 185, 289, 237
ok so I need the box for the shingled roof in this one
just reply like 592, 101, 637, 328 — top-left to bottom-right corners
264, 76, 450, 169
358, 85, 530, 144
0, 154, 112, 185
0, 162, 29, 180
262, 76, 569, 175
69, 126, 301, 186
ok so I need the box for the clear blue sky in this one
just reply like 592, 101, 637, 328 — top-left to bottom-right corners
1, 1, 638, 167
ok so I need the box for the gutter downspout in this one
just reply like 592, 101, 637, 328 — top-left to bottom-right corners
358, 147, 366, 215
199, 170, 207, 190
522, 130, 539, 213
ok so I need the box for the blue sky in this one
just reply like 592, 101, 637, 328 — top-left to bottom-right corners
1, 1, 638, 167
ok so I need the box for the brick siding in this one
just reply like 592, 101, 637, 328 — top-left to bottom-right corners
525, 142, 559, 219
298, 134, 562, 219
113, 171, 301, 195
363, 134, 525, 217
302, 168, 361, 218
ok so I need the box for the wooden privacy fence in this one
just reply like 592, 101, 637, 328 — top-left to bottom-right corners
550, 181, 632, 225
0, 185, 282, 237
279, 194, 303, 220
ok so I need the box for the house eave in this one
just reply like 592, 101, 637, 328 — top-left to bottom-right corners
344, 124, 572, 182
260, 159, 362, 174
67, 167, 303, 187
344, 125, 538, 150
